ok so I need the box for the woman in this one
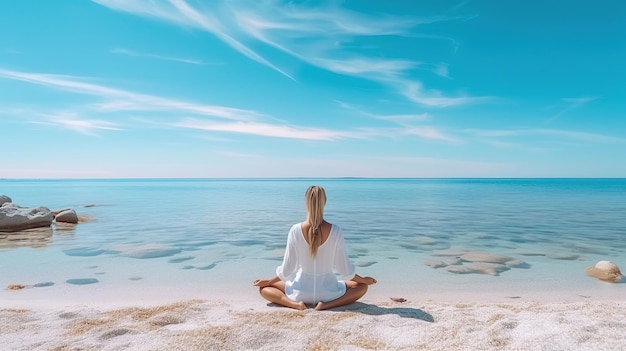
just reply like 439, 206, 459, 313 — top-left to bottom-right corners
253, 185, 376, 310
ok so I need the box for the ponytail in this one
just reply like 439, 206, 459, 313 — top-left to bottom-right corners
305, 186, 326, 257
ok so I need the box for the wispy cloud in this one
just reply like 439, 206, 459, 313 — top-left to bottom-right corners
3, 105, 123, 136
111, 48, 205, 65
535, 128, 625, 144
0, 68, 263, 121
215, 150, 260, 159
1, 68, 373, 142
93, 0, 489, 107
337, 101, 431, 124
175, 118, 351, 141
546, 96, 597, 123
402, 82, 494, 107
465, 127, 626, 144
376, 114, 431, 124
178, 118, 458, 143
337, 101, 457, 142
310, 57, 417, 79
433, 62, 451, 79
1, 67, 469, 143
402, 126, 458, 142
46, 114, 122, 136
169, 0, 295, 80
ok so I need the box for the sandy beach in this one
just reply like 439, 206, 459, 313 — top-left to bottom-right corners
2, 285, 625, 351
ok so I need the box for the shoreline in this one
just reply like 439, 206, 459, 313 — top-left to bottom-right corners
2, 274, 624, 309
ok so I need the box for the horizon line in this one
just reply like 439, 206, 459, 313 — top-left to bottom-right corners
2, 177, 625, 181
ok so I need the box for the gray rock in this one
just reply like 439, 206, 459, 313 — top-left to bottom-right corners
55, 209, 79, 224
0, 203, 53, 232
0, 195, 11, 206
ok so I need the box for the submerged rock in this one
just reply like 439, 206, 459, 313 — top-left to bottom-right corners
116, 243, 181, 259
424, 257, 462, 269
460, 251, 517, 264
446, 262, 510, 276
585, 261, 622, 283
547, 253, 583, 261
505, 259, 530, 269
431, 249, 470, 257
66, 278, 99, 285
0, 203, 53, 232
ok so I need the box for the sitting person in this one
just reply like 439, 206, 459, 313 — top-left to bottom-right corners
253, 185, 376, 310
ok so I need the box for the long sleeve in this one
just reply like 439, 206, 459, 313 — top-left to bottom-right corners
276, 225, 298, 281
333, 227, 356, 280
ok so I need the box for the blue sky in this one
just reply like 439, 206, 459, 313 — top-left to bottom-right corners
1, 0, 624, 178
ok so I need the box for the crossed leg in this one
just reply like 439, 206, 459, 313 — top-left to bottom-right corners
258, 281, 306, 310
315, 281, 368, 311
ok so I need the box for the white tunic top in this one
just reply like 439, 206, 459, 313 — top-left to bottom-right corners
276, 223, 356, 304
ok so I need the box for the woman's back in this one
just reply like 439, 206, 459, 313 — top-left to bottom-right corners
289, 223, 345, 274
281, 223, 355, 304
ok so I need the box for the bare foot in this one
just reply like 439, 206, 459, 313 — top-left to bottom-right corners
315, 302, 325, 311
296, 301, 307, 310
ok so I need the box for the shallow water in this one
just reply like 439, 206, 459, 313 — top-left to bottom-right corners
1, 178, 625, 302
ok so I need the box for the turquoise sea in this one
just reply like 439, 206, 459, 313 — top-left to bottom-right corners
1, 178, 625, 304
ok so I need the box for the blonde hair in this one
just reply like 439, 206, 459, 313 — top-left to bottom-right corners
305, 185, 326, 257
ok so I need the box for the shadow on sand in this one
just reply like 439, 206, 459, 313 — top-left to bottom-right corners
326, 302, 434, 323
264, 302, 435, 322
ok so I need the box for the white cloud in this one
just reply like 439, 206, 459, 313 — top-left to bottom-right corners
402, 126, 458, 142
111, 48, 205, 65
546, 96, 598, 123
311, 57, 417, 79
175, 118, 349, 141
433, 62, 450, 78
95, 0, 294, 80
376, 113, 431, 124
535, 128, 625, 144
48, 115, 122, 136
215, 150, 260, 159
336, 101, 431, 124
1, 68, 464, 143
93, 0, 487, 107
0, 68, 263, 121
402, 82, 495, 107
0, 68, 384, 142
465, 128, 626, 144
336, 101, 455, 142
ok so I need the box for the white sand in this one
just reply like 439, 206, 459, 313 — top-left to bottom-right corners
2, 256, 625, 350
2, 285, 625, 351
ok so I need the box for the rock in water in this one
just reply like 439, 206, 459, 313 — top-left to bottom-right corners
0, 195, 11, 206
460, 251, 516, 264
55, 209, 79, 224
585, 261, 622, 283
0, 204, 53, 232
